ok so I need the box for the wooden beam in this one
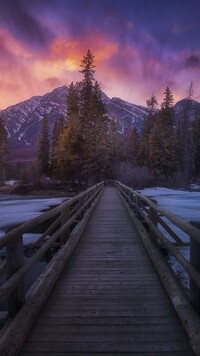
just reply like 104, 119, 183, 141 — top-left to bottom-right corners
190, 221, 200, 316
118, 191, 200, 356
6, 236, 25, 317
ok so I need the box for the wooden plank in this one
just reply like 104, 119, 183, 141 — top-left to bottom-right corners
25, 323, 183, 333
19, 187, 194, 355
21, 341, 193, 353
27, 331, 188, 342
20, 352, 195, 356
34, 316, 184, 326
6, 235, 25, 316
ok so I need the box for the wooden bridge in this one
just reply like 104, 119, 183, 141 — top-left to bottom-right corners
0, 181, 200, 355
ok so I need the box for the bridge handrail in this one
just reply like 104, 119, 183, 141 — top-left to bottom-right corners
114, 181, 200, 291
0, 181, 104, 316
114, 181, 200, 244
0, 182, 103, 248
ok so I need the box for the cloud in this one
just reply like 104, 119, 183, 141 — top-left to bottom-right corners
0, 0, 200, 109
0, 0, 54, 50
45, 77, 62, 87
185, 55, 200, 69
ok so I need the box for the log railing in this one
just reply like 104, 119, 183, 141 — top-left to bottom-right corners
114, 181, 200, 309
115, 181, 200, 354
0, 182, 104, 317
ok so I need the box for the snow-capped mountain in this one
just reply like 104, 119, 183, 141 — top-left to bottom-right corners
174, 99, 200, 120
2, 87, 68, 147
1, 86, 199, 162
1, 86, 147, 161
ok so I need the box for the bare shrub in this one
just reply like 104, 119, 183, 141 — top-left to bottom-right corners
165, 172, 187, 189
113, 162, 154, 188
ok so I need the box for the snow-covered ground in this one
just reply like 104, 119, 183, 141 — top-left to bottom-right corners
0, 196, 67, 244
139, 187, 200, 223
139, 187, 200, 290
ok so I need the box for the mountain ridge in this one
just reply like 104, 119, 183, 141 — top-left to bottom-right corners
1, 86, 200, 162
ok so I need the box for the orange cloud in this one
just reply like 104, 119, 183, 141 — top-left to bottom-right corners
0, 29, 119, 109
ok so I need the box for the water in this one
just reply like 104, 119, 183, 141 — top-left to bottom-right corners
0, 195, 67, 312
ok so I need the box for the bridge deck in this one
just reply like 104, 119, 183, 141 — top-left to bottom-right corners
20, 187, 194, 355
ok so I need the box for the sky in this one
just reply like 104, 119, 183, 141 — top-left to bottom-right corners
0, 0, 200, 109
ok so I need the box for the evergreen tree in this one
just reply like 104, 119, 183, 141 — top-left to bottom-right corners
37, 114, 50, 176
161, 86, 174, 109
122, 126, 140, 166
146, 93, 158, 113
0, 117, 8, 182
57, 82, 82, 182
149, 123, 179, 178
79, 50, 109, 181
180, 81, 195, 180
138, 94, 158, 166
107, 118, 121, 176
149, 88, 180, 178
51, 115, 65, 178
192, 114, 200, 175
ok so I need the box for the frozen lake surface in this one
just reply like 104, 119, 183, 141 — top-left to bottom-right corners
0, 195, 67, 243
139, 187, 200, 289
139, 187, 200, 222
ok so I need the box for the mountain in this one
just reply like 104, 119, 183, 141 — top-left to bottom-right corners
1, 86, 200, 162
174, 99, 200, 120
1, 86, 148, 162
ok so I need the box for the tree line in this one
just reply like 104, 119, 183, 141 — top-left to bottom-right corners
1, 50, 200, 187
37, 51, 200, 186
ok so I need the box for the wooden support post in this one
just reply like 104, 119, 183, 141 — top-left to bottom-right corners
6, 235, 24, 317
61, 205, 70, 244
136, 196, 141, 220
190, 221, 200, 316
149, 199, 158, 245
79, 196, 84, 220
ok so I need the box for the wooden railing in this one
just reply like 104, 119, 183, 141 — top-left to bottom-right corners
0, 182, 104, 317
115, 181, 200, 354
114, 181, 200, 305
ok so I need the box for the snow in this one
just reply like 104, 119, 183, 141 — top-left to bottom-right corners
139, 187, 200, 290
138, 186, 200, 246
0, 196, 67, 243
139, 187, 200, 223
190, 184, 200, 190
5, 180, 16, 186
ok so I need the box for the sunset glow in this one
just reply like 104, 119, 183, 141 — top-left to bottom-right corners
0, 0, 200, 109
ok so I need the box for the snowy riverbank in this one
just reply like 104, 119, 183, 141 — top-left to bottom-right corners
0, 196, 68, 244
139, 187, 200, 289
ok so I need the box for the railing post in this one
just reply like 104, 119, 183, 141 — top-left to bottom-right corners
6, 235, 25, 317
190, 221, 200, 315
135, 196, 141, 220
61, 205, 70, 244
149, 199, 158, 245
79, 196, 84, 220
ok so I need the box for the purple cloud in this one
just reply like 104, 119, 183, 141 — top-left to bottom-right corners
0, 0, 54, 50
186, 55, 200, 69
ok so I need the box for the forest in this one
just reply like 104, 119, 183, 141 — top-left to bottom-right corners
1, 50, 200, 189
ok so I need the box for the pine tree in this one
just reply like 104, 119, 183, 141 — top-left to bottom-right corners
51, 115, 65, 178
192, 114, 200, 175
79, 50, 109, 181
57, 82, 82, 183
37, 114, 50, 176
180, 81, 195, 180
138, 94, 158, 166
0, 117, 8, 183
122, 126, 140, 166
161, 86, 174, 109
107, 118, 121, 176
149, 88, 180, 178
146, 93, 158, 113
